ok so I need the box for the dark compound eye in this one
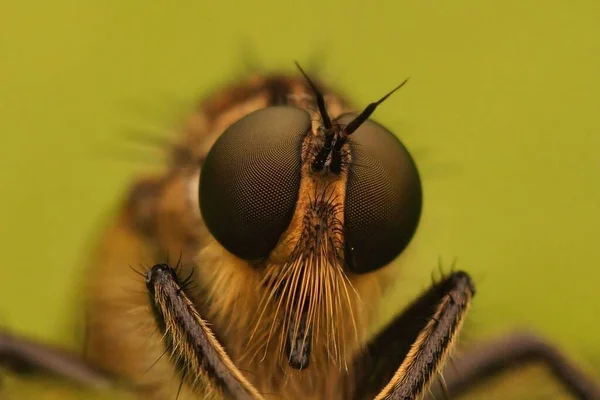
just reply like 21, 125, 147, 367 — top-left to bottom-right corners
337, 113, 423, 273
199, 107, 309, 260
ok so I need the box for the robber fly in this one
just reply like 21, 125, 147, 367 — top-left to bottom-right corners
1, 63, 599, 400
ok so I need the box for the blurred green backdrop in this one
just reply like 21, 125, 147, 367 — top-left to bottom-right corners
1, 0, 599, 395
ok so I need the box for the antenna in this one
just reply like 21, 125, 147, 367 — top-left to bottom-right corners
343, 78, 409, 136
295, 61, 332, 130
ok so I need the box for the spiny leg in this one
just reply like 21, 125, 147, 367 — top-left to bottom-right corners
0, 330, 116, 389
145, 263, 264, 400
348, 271, 475, 400
426, 331, 600, 400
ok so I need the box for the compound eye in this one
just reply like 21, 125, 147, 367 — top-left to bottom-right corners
200, 107, 310, 260
337, 113, 423, 273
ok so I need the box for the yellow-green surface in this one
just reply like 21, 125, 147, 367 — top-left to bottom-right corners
1, 1, 599, 397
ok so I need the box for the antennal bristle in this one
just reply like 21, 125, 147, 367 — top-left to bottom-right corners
295, 61, 332, 129
342, 78, 409, 136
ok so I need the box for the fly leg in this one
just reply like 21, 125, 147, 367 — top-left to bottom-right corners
145, 263, 265, 400
347, 271, 475, 400
0, 330, 115, 389
426, 331, 600, 400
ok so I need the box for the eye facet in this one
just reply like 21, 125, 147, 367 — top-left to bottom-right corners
338, 113, 423, 273
199, 106, 310, 260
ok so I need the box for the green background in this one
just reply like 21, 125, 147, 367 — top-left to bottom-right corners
1, 0, 599, 395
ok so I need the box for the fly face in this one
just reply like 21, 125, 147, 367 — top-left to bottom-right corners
198, 64, 422, 372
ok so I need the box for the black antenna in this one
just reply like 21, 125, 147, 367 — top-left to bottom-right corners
295, 61, 332, 129
342, 78, 409, 136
